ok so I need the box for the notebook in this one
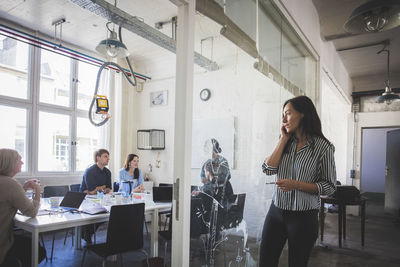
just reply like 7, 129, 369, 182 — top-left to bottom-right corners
59, 191, 86, 211
81, 201, 108, 215
152, 186, 173, 202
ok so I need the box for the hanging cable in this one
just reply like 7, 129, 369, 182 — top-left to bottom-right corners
89, 25, 137, 126
119, 25, 137, 87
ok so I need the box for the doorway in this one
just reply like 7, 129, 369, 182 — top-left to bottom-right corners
360, 127, 400, 201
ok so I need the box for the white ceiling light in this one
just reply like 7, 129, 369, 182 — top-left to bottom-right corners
344, 0, 400, 33
96, 22, 129, 58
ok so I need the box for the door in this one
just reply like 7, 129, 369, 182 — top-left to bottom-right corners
385, 129, 400, 215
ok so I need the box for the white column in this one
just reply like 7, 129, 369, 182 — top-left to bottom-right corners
171, 0, 195, 266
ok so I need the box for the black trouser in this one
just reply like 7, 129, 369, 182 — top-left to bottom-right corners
0, 234, 46, 267
259, 203, 318, 267
81, 223, 102, 242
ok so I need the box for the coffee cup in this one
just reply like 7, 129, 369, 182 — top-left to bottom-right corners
50, 197, 59, 209
115, 194, 122, 204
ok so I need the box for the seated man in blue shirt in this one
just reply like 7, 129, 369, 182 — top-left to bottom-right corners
80, 148, 112, 244
80, 148, 112, 194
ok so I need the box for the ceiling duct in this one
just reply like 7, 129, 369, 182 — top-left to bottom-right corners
69, 0, 218, 71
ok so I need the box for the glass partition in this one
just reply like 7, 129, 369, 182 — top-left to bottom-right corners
190, 0, 317, 266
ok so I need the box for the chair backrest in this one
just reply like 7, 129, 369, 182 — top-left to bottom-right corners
236, 193, 246, 220
69, 183, 80, 192
43, 185, 69, 198
159, 183, 172, 187
191, 185, 200, 192
158, 208, 173, 239
222, 193, 246, 229
190, 197, 208, 237
106, 203, 145, 254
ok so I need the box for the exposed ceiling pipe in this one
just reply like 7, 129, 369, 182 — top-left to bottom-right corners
337, 39, 389, 52
69, 0, 219, 71
196, 0, 258, 58
324, 32, 359, 41
352, 87, 400, 97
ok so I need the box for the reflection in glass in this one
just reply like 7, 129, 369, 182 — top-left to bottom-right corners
191, 0, 317, 265
257, 0, 317, 101
0, 105, 27, 171
225, 0, 257, 41
39, 49, 71, 107
76, 117, 101, 171
38, 111, 70, 171
0, 36, 29, 99
192, 138, 247, 266
77, 62, 99, 110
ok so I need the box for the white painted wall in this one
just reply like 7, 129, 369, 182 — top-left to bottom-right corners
321, 75, 351, 185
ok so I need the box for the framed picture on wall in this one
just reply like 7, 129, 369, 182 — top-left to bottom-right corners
150, 90, 168, 106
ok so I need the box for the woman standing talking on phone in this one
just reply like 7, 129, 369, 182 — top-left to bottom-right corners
260, 96, 336, 267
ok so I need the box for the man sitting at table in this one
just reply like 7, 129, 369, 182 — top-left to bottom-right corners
80, 148, 112, 244
80, 148, 111, 195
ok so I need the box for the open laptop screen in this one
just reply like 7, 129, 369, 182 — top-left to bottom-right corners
59, 191, 86, 209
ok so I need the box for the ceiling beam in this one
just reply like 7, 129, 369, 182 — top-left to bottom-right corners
69, 0, 219, 71
337, 40, 389, 52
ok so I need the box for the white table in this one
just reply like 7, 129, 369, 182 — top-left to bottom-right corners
14, 199, 171, 267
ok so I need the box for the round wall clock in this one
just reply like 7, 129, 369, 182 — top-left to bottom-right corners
200, 88, 211, 101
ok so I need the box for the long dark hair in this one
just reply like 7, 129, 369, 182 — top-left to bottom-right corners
283, 96, 327, 141
124, 154, 139, 179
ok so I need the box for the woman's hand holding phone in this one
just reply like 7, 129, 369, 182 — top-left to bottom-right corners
280, 125, 290, 141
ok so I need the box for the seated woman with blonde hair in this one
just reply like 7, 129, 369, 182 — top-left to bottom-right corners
0, 148, 46, 266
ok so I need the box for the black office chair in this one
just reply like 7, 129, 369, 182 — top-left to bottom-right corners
220, 193, 247, 266
221, 193, 246, 229
70, 183, 81, 192
81, 203, 149, 267
62, 183, 83, 246
159, 183, 172, 187
42, 185, 70, 262
159, 207, 172, 264
43, 185, 69, 198
157, 183, 173, 230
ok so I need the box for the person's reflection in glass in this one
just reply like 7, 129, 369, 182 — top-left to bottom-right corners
192, 138, 235, 263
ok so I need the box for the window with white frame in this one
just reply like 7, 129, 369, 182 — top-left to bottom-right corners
0, 35, 109, 176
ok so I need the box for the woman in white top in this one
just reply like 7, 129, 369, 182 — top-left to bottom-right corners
118, 154, 144, 193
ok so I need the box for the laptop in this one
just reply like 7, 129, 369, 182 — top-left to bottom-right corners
59, 191, 87, 211
152, 186, 172, 202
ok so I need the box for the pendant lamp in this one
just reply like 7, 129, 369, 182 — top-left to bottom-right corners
96, 22, 129, 59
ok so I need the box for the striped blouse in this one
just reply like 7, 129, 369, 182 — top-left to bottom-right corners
262, 135, 336, 211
